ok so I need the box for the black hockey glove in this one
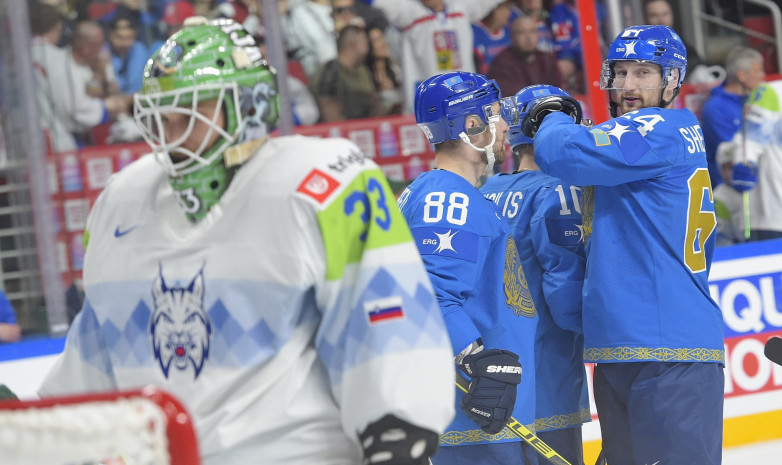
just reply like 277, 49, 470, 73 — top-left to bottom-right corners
521, 95, 583, 138
460, 349, 522, 434
359, 414, 439, 465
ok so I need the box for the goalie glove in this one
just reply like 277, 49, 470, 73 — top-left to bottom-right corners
460, 349, 522, 434
359, 414, 439, 465
521, 95, 583, 138
731, 161, 758, 192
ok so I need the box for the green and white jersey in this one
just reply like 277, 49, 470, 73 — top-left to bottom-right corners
736, 80, 782, 233
39, 135, 455, 464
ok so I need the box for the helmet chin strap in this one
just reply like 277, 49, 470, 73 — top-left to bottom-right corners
459, 118, 499, 182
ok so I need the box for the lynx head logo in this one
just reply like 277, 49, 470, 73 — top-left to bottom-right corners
150, 266, 212, 379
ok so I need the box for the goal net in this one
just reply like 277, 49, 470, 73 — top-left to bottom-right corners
0, 386, 200, 465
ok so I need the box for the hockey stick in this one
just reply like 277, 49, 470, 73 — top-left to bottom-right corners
454, 374, 573, 465
741, 103, 751, 239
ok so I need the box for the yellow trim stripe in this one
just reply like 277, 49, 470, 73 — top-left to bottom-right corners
582, 410, 782, 463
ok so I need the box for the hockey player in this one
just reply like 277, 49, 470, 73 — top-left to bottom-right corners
398, 71, 538, 464
520, 25, 725, 465
38, 18, 456, 465
481, 84, 589, 465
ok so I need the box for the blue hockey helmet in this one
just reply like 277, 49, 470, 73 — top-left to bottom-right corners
510, 84, 580, 150
414, 71, 504, 144
601, 24, 687, 91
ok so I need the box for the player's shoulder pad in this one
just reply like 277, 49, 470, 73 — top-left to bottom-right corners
282, 135, 382, 208
92, 153, 163, 212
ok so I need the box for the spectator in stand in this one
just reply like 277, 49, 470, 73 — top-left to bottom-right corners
99, 0, 161, 48
30, 6, 126, 152
331, 0, 390, 37
700, 46, 765, 188
372, 0, 506, 113
643, 0, 704, 75
39, 0, 79, 46
727, 80, 782, 242
0, 290, 21, 343
508, 0, 554, 53
472, 1, 512, 74
488, 15, 561, 96
285, 0, 337, 79
70, 21, 122, 100
108, 18, 148, 94
332, 0, 393, 81
367, 26, 403, 115
70, 21, 138, 144
549, 0, 585, 95
332, 0, 362, 32
256, 36, 321, 126
310, 25, 380, 121
712, 140, 748, 246
351, 0, 390, 33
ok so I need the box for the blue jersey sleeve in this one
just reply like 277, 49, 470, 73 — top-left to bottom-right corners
530, 184, 585, 333
534, 109, 700, 186
399, 173, 500, 355
411, 225, 487, 354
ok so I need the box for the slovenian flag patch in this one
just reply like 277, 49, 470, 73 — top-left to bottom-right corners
365, 296, 405, 324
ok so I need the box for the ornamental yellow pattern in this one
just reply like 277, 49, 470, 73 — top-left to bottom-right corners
581, 186, 594, 244
584, 346, 725, 363
503, 235, 536, 318
439, 423, 535, 445
533, 408, 592, 432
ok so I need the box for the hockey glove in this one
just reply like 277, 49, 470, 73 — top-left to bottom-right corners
359, 414, 439, 465
460, 349, 522, 434
731, 161, 758, 192
521, 95, 583, 138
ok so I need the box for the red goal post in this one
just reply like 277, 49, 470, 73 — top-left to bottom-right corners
0, 385, 201, 465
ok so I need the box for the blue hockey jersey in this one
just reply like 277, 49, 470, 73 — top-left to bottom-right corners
534, 109, 724, 365
398, 169, 539, 445
482, 170, 590, 432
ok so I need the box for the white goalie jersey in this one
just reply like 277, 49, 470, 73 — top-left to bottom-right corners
39, 135, 455, 464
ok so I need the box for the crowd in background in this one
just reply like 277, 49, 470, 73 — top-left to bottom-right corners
22, 0, 782, 250
28, 0, 615, 150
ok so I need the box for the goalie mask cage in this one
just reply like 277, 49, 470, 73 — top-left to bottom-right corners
0, 386, 201, 465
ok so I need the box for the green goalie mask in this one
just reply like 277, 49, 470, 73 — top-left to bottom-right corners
134, 17, 280, 178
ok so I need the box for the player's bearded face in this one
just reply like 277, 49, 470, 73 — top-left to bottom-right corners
611, 62, 665, 114
158, 99, 225, 162
483, 102, 509, 164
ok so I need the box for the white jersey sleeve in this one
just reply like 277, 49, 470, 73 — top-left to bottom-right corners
39, 135, 454, 464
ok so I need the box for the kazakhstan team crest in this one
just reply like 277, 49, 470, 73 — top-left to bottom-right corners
504, 236, 536, 318
150, 266, 212, 379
